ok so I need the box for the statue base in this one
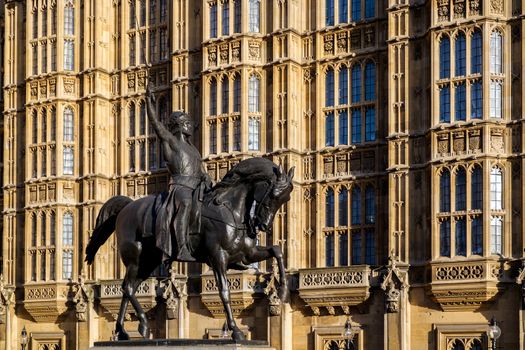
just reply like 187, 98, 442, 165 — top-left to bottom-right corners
92, 339, 275, 350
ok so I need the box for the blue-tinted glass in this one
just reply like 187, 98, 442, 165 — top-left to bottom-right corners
339, 188, 348, 225
326, 69, 335, 106
456, 168, 466, 210
440, 86, 450, 122
440, 170, 450, 212
351, 233, 361, 264
455, 32, 466, 76
365, 0, 374, 18
364, 62, 376, 101
351, 65, 362, 103
365, 108, 375, 141
455, 83, 466, 121
326, 189, 335, 226
351, 110, 362, 144
222, 2, 229, 35
365, 230, 375, 264
351, 187, 361, 225
210, 4, 217, 38
352, 0, 361, 20
471, 166, 483, 209
490, 31, 502, 74
249, 0, 260, 32
440, 219, 451, 257
326, 234, 335, 266
455, 219, 466, 256
339, 0, 348, 23
365, 186, 375, 224
210, 79, 217, 115
440, 36, 450, 79
471, 30, 482, 74
339, 68, 348, 104
326, 112, 335, 146
326, 0, 335, 26
234, 0, 241, 33
471, 81, 482, 119
339, 111, 348, 145
339, 234, 348, 266
472, 217, 483, 255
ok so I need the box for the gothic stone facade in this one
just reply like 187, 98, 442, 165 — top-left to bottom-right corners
1, 0, 525, 349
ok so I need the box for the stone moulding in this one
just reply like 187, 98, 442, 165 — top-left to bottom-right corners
200, 270, 263, 318
298, 266, 371, 315
98, 278, 158, 321
23, 282, 70, 322
427, 259, 507, 311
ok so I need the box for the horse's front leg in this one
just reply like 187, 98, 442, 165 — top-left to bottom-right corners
212, 255, 245, 341
244, 245, 289, 302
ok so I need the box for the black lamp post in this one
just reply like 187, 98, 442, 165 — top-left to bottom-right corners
20, 326, 27, 350
343, 318, 354, 350
488, 317, 501, 350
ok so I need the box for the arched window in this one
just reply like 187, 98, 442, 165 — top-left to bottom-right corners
339, 188, 348, 226
234, 0, 242, 33
440, 86, 450, 122
248, 75, 260, 112
471, 81, 482, 119
351, 232, 361, 264
490, 31, 503, 74
365, 0, 375, 18
339, 111, 348, 145
51, 108, 56, 141
63, 107, 74, 141
32, 110, 38, 144
222, 1, 230, 35
50, 212, 56, 244
149, 0, 156, 24
160, 0, 167, 22
139, 103, 146, 135
364, 62, 376, 101
326, 189, 335, 227
451, 340, 465, 350
326, 112, 334, 146
129, 36, 136, 66
326, 233, 335, 267
365, 186, 375, 224
32, 214, 38, 246
248, 118, 260, 150
440, 219, 451, 257
440, 169, 451, 212
440, 36, 450, 79
490, 167, 503, 210
64, 40, 74, 70
471, 340, 482, 350
490, 81, 502, 118
365, 230, 375, 264
339, 233, 348, 266
455, 32, 466, 76
339, 67, 348, 105
233, 119, 241, 151
233, 75, 241, 112
222, 78, 229, 114
129, 0, 136, 28
41, 214, 46, 245
326, 68, 335, 107
52, 6, 57, 34
471, 166, 483, 209
249, 0, 260, 32
42, 8, 48, 36
472, 217, 483, 255
63, 147, 74, 175
63, 213, 73, 245
129, 102, 136, 137
148, 141, 157, 170
351, 65, 362, 103
455, 168, 466, 210
41, 109, 47, 142
209, 122, 217, 154
351, 187, 361, 225
455, 218, 466, 256
490, 216, 502, 254
351, 0, 361, 20
471, 30, 482, 74
455, 83, 466, 121
339, 0, 348, 23
221, 122, 229, 153
64, 4, 75, 35
326, 0, 335, 26
210, 3, 218, 38
365, 108, 375, 142
210, 78, 217, 115
351, 110, 361, 144
140, 0, 146, 26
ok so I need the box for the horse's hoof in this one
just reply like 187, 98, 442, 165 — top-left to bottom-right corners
138, 323, 150, 339
116, 331, 130, 341
231, 328, 246, 341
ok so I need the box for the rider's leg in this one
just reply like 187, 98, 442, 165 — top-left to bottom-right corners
174, 195, 195, 261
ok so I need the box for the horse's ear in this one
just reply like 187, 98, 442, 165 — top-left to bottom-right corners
287, 166, 295, 180
278, 164, 284, 176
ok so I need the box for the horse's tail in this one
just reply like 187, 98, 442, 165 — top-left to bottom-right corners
85, 195, 133, 265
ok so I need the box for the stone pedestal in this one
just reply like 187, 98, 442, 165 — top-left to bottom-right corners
91, 339, 275, 350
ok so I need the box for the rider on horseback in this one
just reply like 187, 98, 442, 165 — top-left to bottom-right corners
145, 83, 211, 262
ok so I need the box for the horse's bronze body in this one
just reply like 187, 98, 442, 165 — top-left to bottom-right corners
85, 158, 294, 341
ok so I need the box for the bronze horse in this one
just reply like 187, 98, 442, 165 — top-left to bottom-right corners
85, 158, 294, 341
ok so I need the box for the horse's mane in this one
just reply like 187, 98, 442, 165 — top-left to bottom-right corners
205, 158, 277, 205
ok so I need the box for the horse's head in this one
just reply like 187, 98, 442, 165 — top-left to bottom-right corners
250, 165, 295, 236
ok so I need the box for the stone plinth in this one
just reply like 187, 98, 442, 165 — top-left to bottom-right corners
92, 339, 274, 350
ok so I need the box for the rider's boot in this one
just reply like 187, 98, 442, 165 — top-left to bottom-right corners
176, 242, 195, 262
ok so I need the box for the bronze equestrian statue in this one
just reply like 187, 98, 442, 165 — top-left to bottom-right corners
84, 85, 294, 341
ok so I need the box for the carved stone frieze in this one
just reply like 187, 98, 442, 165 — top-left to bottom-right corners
468, 129, 481, 152
231, 41, 241, 62
351, 31, 361, 50
437, 133, 450, 155
323, 156, 334, 177
30, 82, 38, 99
201, 270, 263, 318
219, 43, 229, 64
364, 27, 375, 47
323, 34, 334, 55
469, 0, 481, 14
49, 78, 56, 96
298, 266, 371, 315
208, 46, 217, 66
248, 40, 261, 60
137, 71, 146, 89
438, 0, 450, 21
452, 131, 465, 154
454, 0, 466, 17
490, 0, 504, 13
336, 32, 347, 53
490, 128, 505, 153
63, 78, 75, 94
23, 282, 70, 322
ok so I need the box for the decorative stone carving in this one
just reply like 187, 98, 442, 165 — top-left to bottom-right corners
208, 46, 217, 66
137, 71, 146, 89
438, 0, 450, 21
515, 261, 525, 305
264, 262, 283, 316
336, 32, 347, 53
323, 34, 334, 55
469, 0, 481, 14
161, 267, 187, 320
490, 0, 503, 13
303, 155, 314, 180
39, 81, 47, 97
437, 133, 449, 155
0, 275, 14, 324
24, 283, 70, 322
298, 266, 371, 315
468, 129, 481, 152
219, 43, 229, 64
452, 131, 465, 154
364, 27, 375, 47
248, 40, 261, 60
323, 156, 334, 177
30, 82, 38, 99
490, 128, 504, 153
381, 254, 408, 313
127, 72, 136, 89
336, 154, 347, 175
49, 78, 56, 96
63, 78, 75, 94
72, 274, 93, 322
454, 0, 466, 17
231, 41, 241, 62
350, 31, 361, 49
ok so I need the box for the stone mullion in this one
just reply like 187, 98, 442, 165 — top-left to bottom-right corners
466, 168, 473, 255
482, 22, 490, 121
504, 162, 512, 256
316, 183, 323, 267
241, 69, 249, 152
483, 158, 490, 257
451, 169, 457, 256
